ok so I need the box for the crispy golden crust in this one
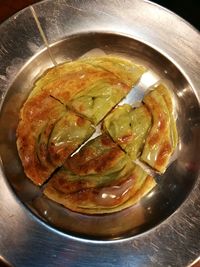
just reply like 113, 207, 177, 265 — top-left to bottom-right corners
17, 93, 94, 185
45, 64, 128, 106
47, 112, 94, 167
44, 162, 156, 214
17, 56, 179, 215
103, 104, 152, 160
28, 56, 145, 125
17, 94, 66, 185
43, 134, 156, 214
141, 84, 178, 173
65, 134, 125, 176
17, 56, 146, 186
142, 93, 172, 172
80, 56, 146, 87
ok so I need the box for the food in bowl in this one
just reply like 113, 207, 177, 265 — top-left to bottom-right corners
16, 55, 177, 214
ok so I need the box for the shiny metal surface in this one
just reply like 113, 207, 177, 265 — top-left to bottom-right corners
0, 0, 200, 266
119, 70, 160, 105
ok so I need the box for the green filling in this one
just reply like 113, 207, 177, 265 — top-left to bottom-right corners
48, 111, 95, 166
80, 56, 146, 86
65, 134, 129, 176
141, 85, 178, 172
104, 104, 152, 160
67, 80, 124, 125
156, 84, 178, 150
55, 161, 133, 190
46, 136, 153, 212
50, 133, 135, 190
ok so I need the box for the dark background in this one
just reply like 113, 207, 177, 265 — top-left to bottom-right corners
0, 0, 199, 30
153, 0, 199, 30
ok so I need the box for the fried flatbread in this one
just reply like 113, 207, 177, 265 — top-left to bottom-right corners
17, 93, 94, 185
17, 56, 178, 215
44, 134, 156, 214
17, 55, 146, 185
103, 104, 152, 160
28, 56, 145, 125
67, 56, 146, 124
141, 84, 178, 172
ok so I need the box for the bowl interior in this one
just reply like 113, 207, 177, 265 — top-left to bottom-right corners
0, 32, 199, 240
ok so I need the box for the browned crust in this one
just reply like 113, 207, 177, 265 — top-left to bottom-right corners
16, 93, 65, 185
44, 172, 156, 214
65, 134, 124, 176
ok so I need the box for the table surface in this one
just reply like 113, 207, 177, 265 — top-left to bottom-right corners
0, 0, 199, 267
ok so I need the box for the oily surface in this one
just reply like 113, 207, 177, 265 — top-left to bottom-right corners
44, 134, 156, 214
17, 55, 146, 186
17, 55, 177, 214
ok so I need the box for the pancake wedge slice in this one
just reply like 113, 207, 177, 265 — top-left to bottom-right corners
141, 84, 178, 173
103, 104, 152, 160
44, 161, 156, 214
156, 84, 178, 150
44, 134, 156, 214
81, 55, 146, 87
17, 93, 94, 185
29, 56, 145, 126
48, 111, 95, 167
17, 94, 67, 185
67, 79, 126, 125
66, 56, 146, 125
65, 134, 128, 176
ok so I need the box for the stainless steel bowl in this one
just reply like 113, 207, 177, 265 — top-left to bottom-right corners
0, 1, 200, 266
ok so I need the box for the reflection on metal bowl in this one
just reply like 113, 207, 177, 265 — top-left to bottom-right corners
0, 0, 199, 266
